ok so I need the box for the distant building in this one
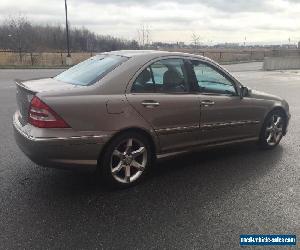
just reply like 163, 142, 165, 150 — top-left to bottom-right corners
213, 43, 240, 49
281, 44, 297, 49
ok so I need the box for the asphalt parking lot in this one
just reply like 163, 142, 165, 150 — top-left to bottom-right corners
0, 62, 299, 249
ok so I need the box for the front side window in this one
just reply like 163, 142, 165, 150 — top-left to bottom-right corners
132, 58, 189, 93
191, 60, 236, 95
55, 55, 127, 86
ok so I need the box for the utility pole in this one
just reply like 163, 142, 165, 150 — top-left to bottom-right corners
64, 0, 71, 63
191, 33, 200, 53
138, 24, 151, 48
146, 26, 149, 46
142, 24, 145, 48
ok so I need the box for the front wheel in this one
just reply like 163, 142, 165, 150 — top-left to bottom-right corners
99, 132, 152, 188
259, 110, 286, 149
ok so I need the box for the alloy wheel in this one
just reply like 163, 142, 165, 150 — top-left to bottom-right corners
265, 114, 284, 146
110, 138, 147, 184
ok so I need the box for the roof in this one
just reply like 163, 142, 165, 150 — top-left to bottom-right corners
103, 49, 208, 61
106, 50, 163, 57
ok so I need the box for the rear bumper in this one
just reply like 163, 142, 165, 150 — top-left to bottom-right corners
13, 112, 111, 169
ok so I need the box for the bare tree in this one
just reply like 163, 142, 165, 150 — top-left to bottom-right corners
0, 16, 140, 53
0, 15, 34, 61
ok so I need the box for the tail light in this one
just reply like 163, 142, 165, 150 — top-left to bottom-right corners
28, 96, 70, 128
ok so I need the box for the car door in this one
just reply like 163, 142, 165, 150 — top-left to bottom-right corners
126, 58, 201, 152
189, 59, 263, 144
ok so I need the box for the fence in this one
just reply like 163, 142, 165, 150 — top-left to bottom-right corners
0, 49, 300, 66
0, 51, 93, 67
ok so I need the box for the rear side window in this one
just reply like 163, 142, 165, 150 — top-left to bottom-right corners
131, 67, 155, 93
55, 55, 127, 86
131, 58, 189, 93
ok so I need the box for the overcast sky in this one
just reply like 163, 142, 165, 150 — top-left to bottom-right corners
0, 0, 300, 44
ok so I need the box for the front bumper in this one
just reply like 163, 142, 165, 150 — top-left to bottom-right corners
13, 112, 111, 169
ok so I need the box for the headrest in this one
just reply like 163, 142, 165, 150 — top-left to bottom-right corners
163, 69, 182, 86
137, 69, 151, 84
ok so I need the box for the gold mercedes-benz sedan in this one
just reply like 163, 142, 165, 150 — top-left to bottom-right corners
13, 50, 290, 187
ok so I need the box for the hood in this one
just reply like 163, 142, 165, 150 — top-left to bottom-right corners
249, 89, 283, 101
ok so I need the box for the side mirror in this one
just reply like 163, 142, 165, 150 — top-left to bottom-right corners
240, 86, 249, 98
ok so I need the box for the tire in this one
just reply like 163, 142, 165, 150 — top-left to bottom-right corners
99, 131, 152, 188
259, 110, 286, 149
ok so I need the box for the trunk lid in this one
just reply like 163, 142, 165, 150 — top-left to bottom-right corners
15, 78, 75, 125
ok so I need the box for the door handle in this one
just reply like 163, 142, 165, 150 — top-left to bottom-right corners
201, 100, 215, 107
141, 100, 160, 108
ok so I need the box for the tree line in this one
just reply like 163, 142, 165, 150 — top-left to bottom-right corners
0, 17, 139, 53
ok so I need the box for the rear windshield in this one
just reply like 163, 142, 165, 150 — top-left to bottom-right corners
54, 55, 128, 86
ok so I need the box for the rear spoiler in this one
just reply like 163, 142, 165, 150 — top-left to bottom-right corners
15, 79, 37, 94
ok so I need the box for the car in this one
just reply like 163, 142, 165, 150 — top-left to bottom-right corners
13, 50, 290, 188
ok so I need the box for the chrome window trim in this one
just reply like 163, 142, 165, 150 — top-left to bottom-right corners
126, 55, 215, 94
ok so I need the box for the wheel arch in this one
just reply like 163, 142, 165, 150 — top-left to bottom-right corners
97, 127, 158, 166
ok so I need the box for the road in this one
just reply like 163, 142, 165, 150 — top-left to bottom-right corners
0, 63, 299, 249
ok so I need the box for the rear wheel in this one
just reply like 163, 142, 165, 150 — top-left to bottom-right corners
99, 132, 152, 188
259, 110, 286, 149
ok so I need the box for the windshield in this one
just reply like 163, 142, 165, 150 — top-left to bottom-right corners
54, 55, 128, 86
